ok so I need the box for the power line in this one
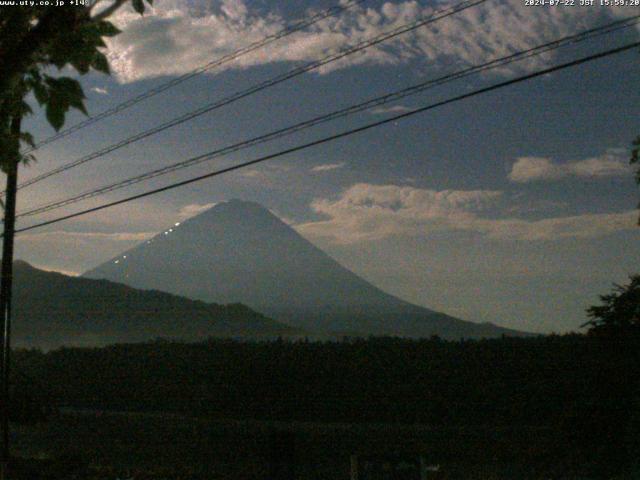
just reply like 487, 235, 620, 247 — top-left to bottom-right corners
22, 0, 370, 154
13, 40, 640, 236
18, 0, 486, 189
15, 0, 488, 192
15, 16, 640, 220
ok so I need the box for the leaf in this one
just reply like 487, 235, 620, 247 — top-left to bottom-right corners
32, 81, 48, 105
49, 77, 86, 101
57, 78, 88, 116
70, 58, 92, 74
45, 99, 65, 132
19, 132, 35, 148
20, 101, 33, 116
42, 76, 89, 130
631, 136, 640, 187
95, 21, 121, 37
92, 52, 110, 75
132, 0, 145, 14
20, 153, 36, 167
69, 96, 88, 116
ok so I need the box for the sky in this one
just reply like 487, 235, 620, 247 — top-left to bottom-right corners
11, 0, 640, 333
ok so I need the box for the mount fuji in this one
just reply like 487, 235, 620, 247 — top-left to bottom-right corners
83, 200, 528, 339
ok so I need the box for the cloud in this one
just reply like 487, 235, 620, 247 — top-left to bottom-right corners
509, 150, 631, 183
235, 163, 293, 187
296, 183, 637, 244
369, 105, 412, 115
239, 169, 264, 178
474, 211, 638, 241
15, 230, 154, 275
91, 87, 109, 95
19, 230, 154, 242
178, 203, 217, 218
106, 0, 635, 83
310, 162, 345, 172
297, 183, 503, 243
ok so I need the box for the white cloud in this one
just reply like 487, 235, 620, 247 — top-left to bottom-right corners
509, 150, 631, 183
91, 87, 109, 95
296, 183, 637, 244
239, 169, 264, 178
106, 0, 637, 83
370, 105, 412, 115
473, 211, 637, 241
19, 230, 154, 242
235, 163, 293, 187
15, 230, 155, 275
178, 203, 217, 218
310, 162, 345, 172
297, 183, 503, 243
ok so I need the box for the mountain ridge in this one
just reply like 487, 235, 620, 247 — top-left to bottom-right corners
12, 260, 298, 349
83, 200, 530, 339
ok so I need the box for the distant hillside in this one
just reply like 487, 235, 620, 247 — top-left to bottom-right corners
84, 200, 531, 339
12, 261, 297, 349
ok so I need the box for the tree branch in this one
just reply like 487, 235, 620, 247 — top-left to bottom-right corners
91, 0, 127, 22
0, 9, 61, 104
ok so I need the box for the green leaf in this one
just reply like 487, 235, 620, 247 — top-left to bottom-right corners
92, 52, 110, 75
71, 60, 91, 74
58, 78, 88, 116
19, 132, 35, 148
18, 151, 36, 167
45, 99, 65, 132
20, 101, 33, 116
42, 76, 89, 130
69, 97, 88, 116
631, 136, 640, 166
95, 21, 121, 37
132, 0, 145, 14
32, 81, 49, 105
49, 77, 86, 101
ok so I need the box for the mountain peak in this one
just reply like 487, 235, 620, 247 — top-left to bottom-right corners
83, 199, 529, 339
187, 199, 277, 221
208, 199, 270, 212
180, 200, 290, 236
222, 199, 266, 210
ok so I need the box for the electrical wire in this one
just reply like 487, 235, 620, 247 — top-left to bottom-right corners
15, 16, 640, 220
12, 40, 640, 236
15, 0, 489, 192
22, 0, 370, 154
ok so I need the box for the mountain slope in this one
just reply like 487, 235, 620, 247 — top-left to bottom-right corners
83, 200, 529, 339
12, 260, 297, 349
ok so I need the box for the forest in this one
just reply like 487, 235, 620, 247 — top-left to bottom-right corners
10, 332, 640, 479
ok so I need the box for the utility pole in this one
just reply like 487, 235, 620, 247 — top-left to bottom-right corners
0, 115, 21, 480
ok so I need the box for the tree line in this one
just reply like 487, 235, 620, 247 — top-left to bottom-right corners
10, 332, 640, 477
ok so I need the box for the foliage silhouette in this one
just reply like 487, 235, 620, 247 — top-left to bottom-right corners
583, 275, 640, 337
13, 334, 640, 477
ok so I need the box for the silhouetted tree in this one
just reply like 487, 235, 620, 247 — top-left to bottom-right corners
631, 136, 640, 224
583, 275, 640, 337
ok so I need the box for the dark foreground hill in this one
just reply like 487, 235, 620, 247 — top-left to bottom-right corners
11, 261, 296, 348
84, 200, 529, 339
13, 335, 640, 478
